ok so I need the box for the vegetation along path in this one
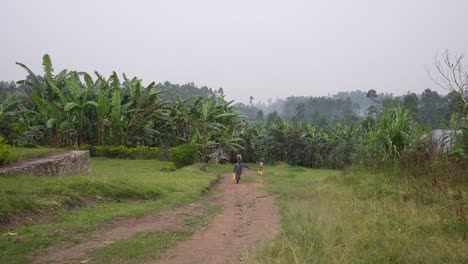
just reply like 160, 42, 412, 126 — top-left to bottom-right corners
32, 169, 280, 264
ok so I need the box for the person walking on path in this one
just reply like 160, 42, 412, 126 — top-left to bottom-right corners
233, 156, 244, 184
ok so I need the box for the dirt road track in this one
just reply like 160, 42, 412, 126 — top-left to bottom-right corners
149, 169, 280, 264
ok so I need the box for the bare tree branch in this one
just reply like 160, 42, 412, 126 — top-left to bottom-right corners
427, 50, 468, 119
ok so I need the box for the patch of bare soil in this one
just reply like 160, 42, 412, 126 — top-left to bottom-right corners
32, 169, 280, 264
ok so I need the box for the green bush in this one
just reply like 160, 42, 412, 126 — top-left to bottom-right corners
128, 146, 161, 159
94, 146, 107, 157
66, 145, 161, 159
107, 145, 128, 159
164, 162, 177, 171
158, 148, 171, 161
18, 143, 39, 148
80, 145, 161, 159
70, 144, 91, 151
0, 136, 14, 165
170, 144, 198, 168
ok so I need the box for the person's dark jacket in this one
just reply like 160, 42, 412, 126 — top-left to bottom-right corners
233, 162, 244, 176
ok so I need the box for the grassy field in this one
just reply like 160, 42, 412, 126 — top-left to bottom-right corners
2, 159, 467, 263
246, 165, 468, 264
0, 158, 226, 264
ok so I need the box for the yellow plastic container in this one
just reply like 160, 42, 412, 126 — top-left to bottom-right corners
232, 173, 236, 181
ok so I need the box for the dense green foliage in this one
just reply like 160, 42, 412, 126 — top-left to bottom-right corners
170, 144, 198, 168
156, 81, 220, 100
0, 136, 13, 165
238, 122, 359, 169
359, 107, 414, 166
164, 162, 177, 171
0, 55, 242, 163
88, 145, 161, 159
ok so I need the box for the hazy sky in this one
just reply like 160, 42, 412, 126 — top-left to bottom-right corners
2, 0, 468, 103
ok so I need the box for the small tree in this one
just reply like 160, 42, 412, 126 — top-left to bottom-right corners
427, 50, 467, 222
249, 96, 254, 105
402, 93, 419, 118
366, 89, 379, 117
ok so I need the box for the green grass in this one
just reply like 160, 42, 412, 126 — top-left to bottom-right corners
241, 172, 262, 183
87, 230, 189, 264
10, 147, 62, 162
0, 158, 227, 264
0, 146, 62, 166
245, 165, 468, 264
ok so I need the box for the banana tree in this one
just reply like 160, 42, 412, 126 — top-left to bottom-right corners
124, 79, 165, 146
166, 97, 197, 145
64, 72, 99, 145
16, 54, 70, 147
192, 95, 241, 161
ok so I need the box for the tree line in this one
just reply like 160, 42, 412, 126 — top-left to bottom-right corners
0, 52, 467, 170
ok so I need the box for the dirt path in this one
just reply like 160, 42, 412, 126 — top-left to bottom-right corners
32, 169, 280, 264
148, 169, 280, 264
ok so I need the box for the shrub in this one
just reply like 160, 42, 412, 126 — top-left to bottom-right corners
170, 144, 198, 168
158, 148, 171, 161
107, 146, 130, 159
70, 144, 91, 151
0, 136, 14, 165
199, 164, 209, 172
359, 107, 414, 168
89, 145, 161, 159
94, 146, 107, 157
164, 162, 177, 171
128, 146, 160, 159
19, 143, 38, 148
